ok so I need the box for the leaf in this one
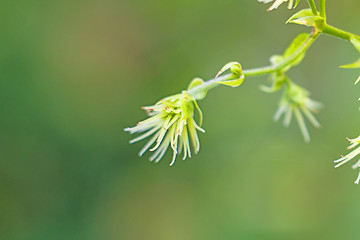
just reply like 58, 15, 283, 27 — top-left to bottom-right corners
284, 33, 308, 58
187, 78, 204, 90
340, 59, 360, 69
287, 9, 325, 29
286, 9, 314, 24
215, 62, 245, 88
280, 33, 308, 70
187, 78, 207, 100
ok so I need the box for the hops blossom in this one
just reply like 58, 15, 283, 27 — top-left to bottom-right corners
274, 83, 322, 142
125, 91, 205, 166
258, 0, 300, 11
334, 136, 360, 184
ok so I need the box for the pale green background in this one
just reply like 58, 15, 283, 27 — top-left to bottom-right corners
1, 0, 360, 239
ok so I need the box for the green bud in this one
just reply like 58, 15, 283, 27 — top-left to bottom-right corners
215, 62, 245, 87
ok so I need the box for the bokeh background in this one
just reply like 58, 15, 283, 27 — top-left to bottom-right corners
1, 0, 360, 239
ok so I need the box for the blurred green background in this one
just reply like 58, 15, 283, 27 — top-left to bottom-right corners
1, 0, 360, 239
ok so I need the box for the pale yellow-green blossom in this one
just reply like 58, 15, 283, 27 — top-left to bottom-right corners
124, 91, 205, 166
335, 136, 360, 184
274, 83, 322, 142
258, 0, 300, 11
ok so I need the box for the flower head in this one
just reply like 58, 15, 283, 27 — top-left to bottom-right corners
258, 0, 300, 11
274, 83, 322, 142
124, 91, 205, 166
334, 136, 360, 184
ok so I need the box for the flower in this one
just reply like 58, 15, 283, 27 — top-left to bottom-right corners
258, 0, 300, 11
334, 136, 360, 184
124, 91, 205, 166
274, 83, 322, 142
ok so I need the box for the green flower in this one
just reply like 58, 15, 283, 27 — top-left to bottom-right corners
274, 83, 322, 142
334, 136, 360, 184
258, 0, 300, 11
124, 91, 205, 166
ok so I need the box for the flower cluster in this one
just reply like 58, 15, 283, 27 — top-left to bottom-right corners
258, 0, 300, 11
334, 136, 360, 184
124, 91, 205, 166
274, 82, 322, 142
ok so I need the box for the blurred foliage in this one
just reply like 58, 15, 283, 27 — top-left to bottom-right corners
1, 0, 360, 239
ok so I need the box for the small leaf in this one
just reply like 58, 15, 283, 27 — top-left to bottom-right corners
350, 37, 360, 53
284, 33, 308, 58
287, 9, 325, 30
215, 62, 245, 88
294, 0, 300, 8
286, 9, 314, 24
355, 76, 360, 85
187, 78, 204, 90
279, 33, 308, 71
340, 59, 360, 69
187, 78, 207, 100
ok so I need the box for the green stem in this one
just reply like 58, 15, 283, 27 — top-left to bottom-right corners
319, 0, 326, 19
322, 24, 360, 41
188, 30, 320, 97
307, 0, 318, 15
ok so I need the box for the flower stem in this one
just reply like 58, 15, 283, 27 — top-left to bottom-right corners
189, 22, 360, 100
319, 0, 326, 19
188, 30, 320, 97
307, 0, 318, 15
322, 24, 360, 41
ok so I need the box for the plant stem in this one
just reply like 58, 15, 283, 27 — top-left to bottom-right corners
189, 30, 320, 97
307, 0, 318, 15
322, 24, 360, 41
319, 0, 326, 19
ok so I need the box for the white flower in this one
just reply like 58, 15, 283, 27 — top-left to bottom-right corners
124, 91, 205, 166
258, 0, 300, 11
334, 136, 360, 184
274, 83, 322, 142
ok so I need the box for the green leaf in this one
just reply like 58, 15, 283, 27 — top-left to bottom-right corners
188, 78, 204, 90
286, 9, 314, 24
284, 33, 308, 58
294, 0, 300, 8
215, 62, 245, 88
355, 76, 360, 85
187, 78, 207, 100
340, 59, 360, 69
280, 33, 308, 71
287, 9, 325, 30
350, 37, 360, 53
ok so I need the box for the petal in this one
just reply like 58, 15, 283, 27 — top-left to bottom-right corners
301, 107, 321, 128
188, 118, 200, 153
334, 146, 360, 168
294, 107, 310, 143
355, 170, 360, 184
149, 133, 171, 163
181, 125, 191, 160
274, 104, 286, 122
150, 114, 173, 151
283, 105, 293, 127
129, 125, 162, 144
138, 131, 161, 157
